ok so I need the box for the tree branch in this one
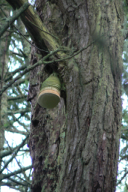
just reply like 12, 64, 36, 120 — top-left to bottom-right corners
7, 108, 30, 115
5, 65, 27, 82
10, 51, 27, 58
0, 40, 94, 95
5, 127, 28, 135
0, 165, 32, 181
1, 179, 28, 187
8, 177, 30, 186
7, 95, 27, 101
0, 2, 30, 37
0, 139, 28, 158
6, 0, 66, 58
12, 77, 29, 87
117, 170, 128, 186
0, 49, 62, 95
0, 135, 29, 174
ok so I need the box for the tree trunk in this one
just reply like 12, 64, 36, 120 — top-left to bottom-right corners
28, 0, 123, 192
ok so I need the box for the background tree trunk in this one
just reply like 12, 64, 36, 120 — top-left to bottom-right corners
28, 0, 124, 192
0, 3, 10, 191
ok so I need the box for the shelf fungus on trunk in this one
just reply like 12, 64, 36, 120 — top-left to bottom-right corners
37, 73, 61, 109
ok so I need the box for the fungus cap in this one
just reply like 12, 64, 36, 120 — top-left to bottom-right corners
37, 87, 60, 109
37, 74, 61, 109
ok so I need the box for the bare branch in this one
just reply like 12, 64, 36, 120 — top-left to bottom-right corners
0, 135, 29, 174
5, 128, 28, 135
7, 95, 27, 101
0, 2, 30, 37
6, 0, 66, 58
5, 65, 27, 82
0, 165, 32, 181
7, 108, 30, 115
0, 40, 95, 95
117, 170, 128, 186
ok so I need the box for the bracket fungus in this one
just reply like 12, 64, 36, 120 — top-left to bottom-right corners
37, 73, 61, 109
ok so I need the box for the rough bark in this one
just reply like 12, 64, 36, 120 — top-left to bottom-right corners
27, 0, 124, 192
